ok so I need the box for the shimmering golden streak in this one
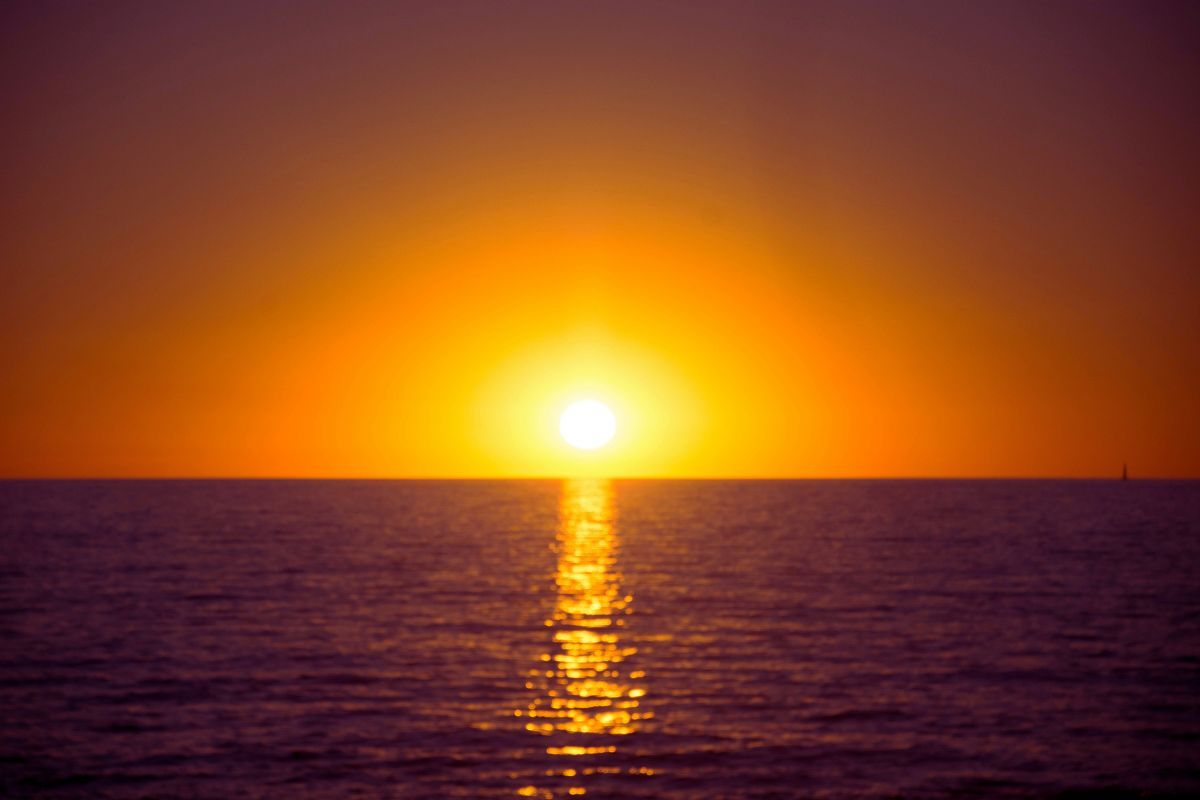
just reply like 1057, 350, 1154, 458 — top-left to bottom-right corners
517, 478, 651, 798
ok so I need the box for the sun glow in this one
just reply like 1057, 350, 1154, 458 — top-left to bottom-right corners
559, 400, 617, 450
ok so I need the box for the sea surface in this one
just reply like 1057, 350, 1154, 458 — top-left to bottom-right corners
1, 479, 1198, 799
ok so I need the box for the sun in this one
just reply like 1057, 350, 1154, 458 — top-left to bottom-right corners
559, 400, 616, 450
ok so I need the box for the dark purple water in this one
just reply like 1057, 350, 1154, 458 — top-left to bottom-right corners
1, 479, 1198, 799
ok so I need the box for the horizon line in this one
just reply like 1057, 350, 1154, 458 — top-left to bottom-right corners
0, 474, 1194, 481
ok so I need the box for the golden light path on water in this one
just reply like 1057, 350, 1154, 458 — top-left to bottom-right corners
515, 478, 652, 797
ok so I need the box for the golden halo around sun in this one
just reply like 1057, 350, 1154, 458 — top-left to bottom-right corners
559, 400, 616, 450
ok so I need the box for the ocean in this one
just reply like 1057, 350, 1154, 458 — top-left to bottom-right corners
1, 479, 1198, 799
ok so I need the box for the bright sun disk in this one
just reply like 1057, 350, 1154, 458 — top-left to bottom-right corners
559, 400, 616, 450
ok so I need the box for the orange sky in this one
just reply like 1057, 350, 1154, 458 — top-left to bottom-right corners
2, 1, 1198, 477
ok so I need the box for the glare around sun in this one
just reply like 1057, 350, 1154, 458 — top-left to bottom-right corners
559, 400, 616, 450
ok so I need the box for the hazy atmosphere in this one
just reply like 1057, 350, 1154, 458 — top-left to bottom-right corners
3, 0, 1197, 477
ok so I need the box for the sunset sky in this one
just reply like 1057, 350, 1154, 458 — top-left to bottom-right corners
2, 1, 1197, 478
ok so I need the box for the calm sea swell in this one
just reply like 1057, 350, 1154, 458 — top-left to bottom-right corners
1, 479, 1198, 798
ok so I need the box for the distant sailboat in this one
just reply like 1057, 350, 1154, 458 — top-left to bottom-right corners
1121, 463, 1128, 481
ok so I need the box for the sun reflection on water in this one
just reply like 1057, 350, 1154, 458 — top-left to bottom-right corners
514, 478, 651, 797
